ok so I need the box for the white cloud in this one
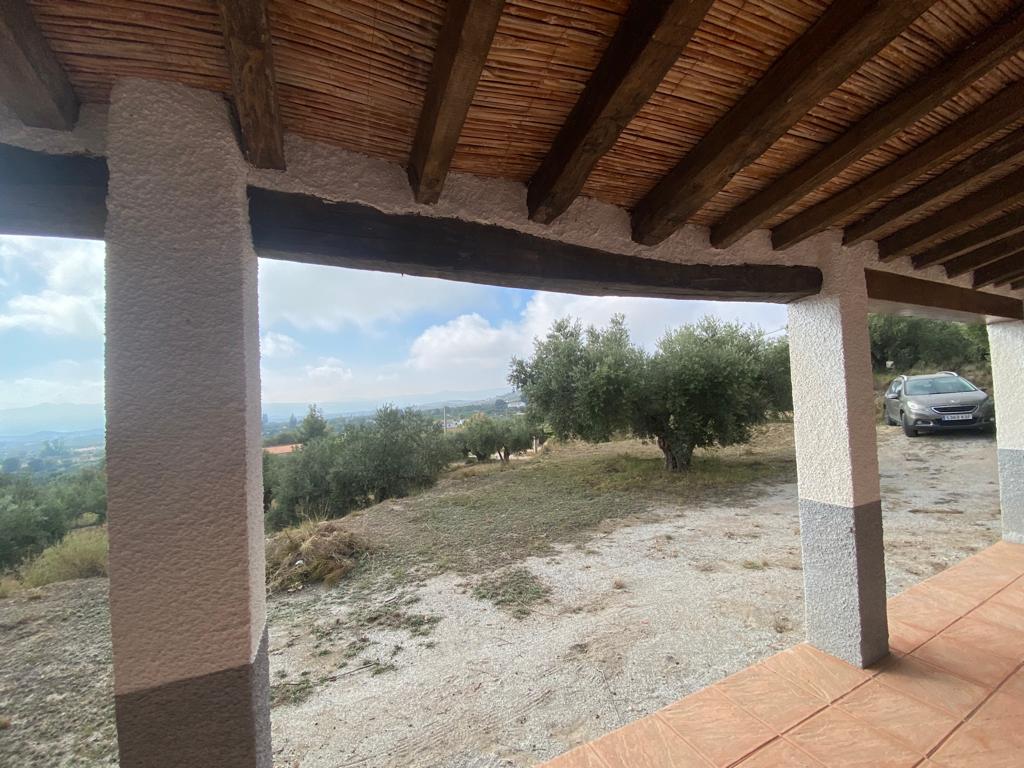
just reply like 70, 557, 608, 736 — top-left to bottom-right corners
0, 236, 105, 337
258, 259, 492, 332
260, 331, 301, 359
0, 358, 104, 407
261, 356, 355, 403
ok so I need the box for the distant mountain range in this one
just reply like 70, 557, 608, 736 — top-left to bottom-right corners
0, 387, 516, 438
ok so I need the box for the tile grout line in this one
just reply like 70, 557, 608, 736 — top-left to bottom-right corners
650, 712, 718, 768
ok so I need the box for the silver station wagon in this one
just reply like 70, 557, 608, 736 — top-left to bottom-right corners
883, 372, 996, 437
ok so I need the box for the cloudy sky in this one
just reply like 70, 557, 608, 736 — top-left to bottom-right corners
0, 234, 787, 410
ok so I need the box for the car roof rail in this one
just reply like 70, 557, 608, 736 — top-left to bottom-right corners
938, 371, 958, 376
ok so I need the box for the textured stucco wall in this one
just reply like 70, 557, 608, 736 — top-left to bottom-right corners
989, 320, 1024, 542
104, 78, 265, 696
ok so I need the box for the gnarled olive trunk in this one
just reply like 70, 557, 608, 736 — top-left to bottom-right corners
656, 436, 694, 472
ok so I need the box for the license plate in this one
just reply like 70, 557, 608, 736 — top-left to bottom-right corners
943, 413, 972, 421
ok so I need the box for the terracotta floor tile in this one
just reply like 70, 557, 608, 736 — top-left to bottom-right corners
969, 691, 1024, 724
761, 644, 872, 703
924, 562, 1017, 603
542, 744, 609, 768
928, 752, 1023, 768
887, 590, 967, 635
938, 616, 1024, 663
968, 599, 1024, 633
873, 655, 989, 718
911, 633, 1019, 688
588, 714, 711, 768
735, 738, 824, 768
786, 708, 921, 767
996, 668, 1024, 702
659, 687, 775, 766
932, 719, 1024, 759
975, 542, 1024, 573
989, 581, 1024, 612
716, 663, 826, 733
834, 679, 959, 755
888, 619, 936, 655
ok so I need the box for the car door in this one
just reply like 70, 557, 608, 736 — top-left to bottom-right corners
884, 380, 901, 422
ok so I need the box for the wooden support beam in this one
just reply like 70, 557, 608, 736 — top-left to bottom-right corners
772, 87, 1024, 250
248, 187, 822, 302
631, 0, 931, 247
0, 0, 78, 129
878, 168, 1024, 261
864, 269, 1023, 322
0, 143, 107, 239
408, 0, 505, 204
711, 6, 1024, 249
527, 0, 713, 224
944, 231, 1024, 278
216, 0, 284, 169
1010, 276, 1024, 291
974, 252, 1024, 288
847, 126, 1024, 247
912, 210, 1024, 269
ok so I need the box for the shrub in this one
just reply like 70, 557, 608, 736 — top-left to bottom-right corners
265, 519, 366, 590
20, 528, 108, 588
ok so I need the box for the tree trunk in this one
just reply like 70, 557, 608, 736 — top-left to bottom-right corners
656, 436, 692, 472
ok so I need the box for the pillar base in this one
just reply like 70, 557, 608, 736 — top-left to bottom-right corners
799, 499, 889, 668
999, 448, 1024, 544
115, 628, 272, 768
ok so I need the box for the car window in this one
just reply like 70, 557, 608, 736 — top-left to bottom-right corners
904, 377, 976, 396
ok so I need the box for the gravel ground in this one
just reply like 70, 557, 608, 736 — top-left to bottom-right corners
0, 427, 1001, 767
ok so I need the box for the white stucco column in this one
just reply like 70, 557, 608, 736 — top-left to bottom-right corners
104, 79, 270, 767
988, 320, 1024, 544
787, 256, 888, 668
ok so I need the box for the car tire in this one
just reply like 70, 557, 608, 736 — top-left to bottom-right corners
886, 414, 898, 426
901, 412, 918, 437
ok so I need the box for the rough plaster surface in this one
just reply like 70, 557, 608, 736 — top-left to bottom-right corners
798, 499, 889, 667
104, 78, 266, 694
0, 101, 106, 155
788, 258, 881, 509
997, 449, 1024, 544
988, 321, 1024, 452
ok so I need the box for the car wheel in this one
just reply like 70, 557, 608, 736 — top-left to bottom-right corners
885, 413, 897, 426
901, 412, 918, 437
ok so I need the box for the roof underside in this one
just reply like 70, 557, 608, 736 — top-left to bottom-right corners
8, 0, 1024, 292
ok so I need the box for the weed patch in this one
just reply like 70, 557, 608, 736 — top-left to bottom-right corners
270, 677, 315, 708
266, 519, 368, 591
473, 568, 551, 618
20, 528, 108, 588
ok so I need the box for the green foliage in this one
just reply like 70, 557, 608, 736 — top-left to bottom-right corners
868, 315, 989, 372
265, 406, 457, 531
21, 528, 108, 588
461, 414, 502, 461
512, 315, 783, 471
459, 414, 538, 463
297, 404, 330, 443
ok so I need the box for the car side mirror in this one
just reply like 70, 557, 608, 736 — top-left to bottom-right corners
885, 392, 898, 400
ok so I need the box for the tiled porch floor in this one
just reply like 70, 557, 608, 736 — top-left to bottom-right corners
542, 541, 1024, 768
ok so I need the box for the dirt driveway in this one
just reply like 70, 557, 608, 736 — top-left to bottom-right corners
0, 427, 1001, 768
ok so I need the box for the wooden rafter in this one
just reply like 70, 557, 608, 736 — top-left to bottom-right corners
1010, 277, 1024, 290
878, 168, 1024, 261
944, 232, 1024, 278
974, 252, 1024, 288
772, 86, 1024, 250
0, 0, 78, 129
527, 0, 713, 224
864, 269, 1023, 322
711, 5, 1024, 249
217, 0, 285, 169
912, 210, 1024, 270
408, 0, 505, 204
630, 0, 931, 246
847, 125, 1024, 247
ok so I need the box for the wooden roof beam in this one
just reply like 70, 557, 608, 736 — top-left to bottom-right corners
711, 5, 1024, 249
772, 87, 1024, 250
912, 210, 1024, 269
408, 0, 505, 204
527, 0, 713, 224
631, 0, 932, 247
974, 252, 1024, 288
0, 0, 78, 129
878, 168, 1024, 261
864, 269, 1023, 321
217, 0, 285, 169
944, 231, 1024, 278
1010, 276, 1024, 290
846, 125, 1024, 247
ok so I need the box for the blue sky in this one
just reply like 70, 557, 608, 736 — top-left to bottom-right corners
0, 234, 787, 409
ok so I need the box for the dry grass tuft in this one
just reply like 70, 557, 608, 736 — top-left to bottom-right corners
0, 576, 19, 599
473, 567, 551, 618
266, 519, 368, 591
21, 529, 108, 588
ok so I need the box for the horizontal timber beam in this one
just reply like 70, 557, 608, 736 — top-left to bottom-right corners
408, 0, 505, 204
0, 143, 107, 239
975, 252, 1024, 288
248, 187, 822, 302
0, 0, 78, 129
631, 0, 930, 247
864, 269, 1023, 321
944, 231, 1024, 278
912, 210, 1024, 269
527, 0, 712, 224
773, 88, 1024, 250
1011, 277, 1024, 290
713, 6, 1024, 249
216, 0, 285, 169
878, 167, 1024, 261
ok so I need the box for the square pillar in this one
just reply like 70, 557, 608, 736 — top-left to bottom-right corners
788, 257, 888, 668
104, 79, 270, 767
988, 320, 1024, 544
